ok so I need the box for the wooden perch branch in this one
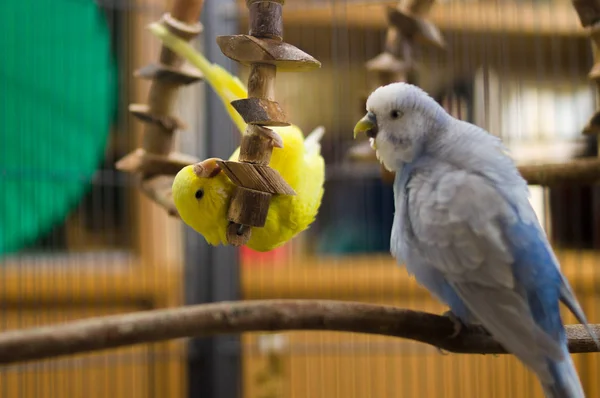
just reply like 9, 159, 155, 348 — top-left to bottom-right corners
518, 157, 600, 185
0, 300, 597, 365
115, 0, 206, 216
349, 144, 600, 186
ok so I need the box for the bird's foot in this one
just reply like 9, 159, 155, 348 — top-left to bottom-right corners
442, 310, 465, 339
435, 311, 466, 356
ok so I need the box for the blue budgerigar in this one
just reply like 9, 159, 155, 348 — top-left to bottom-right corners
354, 82, 598, 398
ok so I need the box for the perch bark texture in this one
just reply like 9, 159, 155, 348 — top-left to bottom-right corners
0, 300, 597, 365
115, 0, 205, 216
215, 0, 320, 246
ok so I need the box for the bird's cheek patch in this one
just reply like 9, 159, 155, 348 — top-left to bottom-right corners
388, 134, 411, 148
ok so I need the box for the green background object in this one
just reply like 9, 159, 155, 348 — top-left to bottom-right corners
0, 0, 116, 255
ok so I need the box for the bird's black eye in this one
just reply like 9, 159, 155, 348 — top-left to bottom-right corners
195, 189, 204, 200
390, 110, 402, 119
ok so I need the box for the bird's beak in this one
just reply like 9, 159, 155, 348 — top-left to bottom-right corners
193, 158, 222, 178
353, 112, 378, 139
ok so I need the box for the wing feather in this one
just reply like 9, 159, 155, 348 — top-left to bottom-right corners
405, 166, 564, 380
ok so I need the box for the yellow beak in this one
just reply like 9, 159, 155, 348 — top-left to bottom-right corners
353, 112, 378, 139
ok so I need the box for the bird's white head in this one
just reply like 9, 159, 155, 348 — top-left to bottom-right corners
353, 82, 450, 171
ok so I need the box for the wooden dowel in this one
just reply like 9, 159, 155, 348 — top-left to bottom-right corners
248, 63, 277, 101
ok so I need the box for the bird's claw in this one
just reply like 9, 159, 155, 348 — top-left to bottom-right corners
435, 311, 465, 356
436, 347, 449, 355
442, 310, 464, 339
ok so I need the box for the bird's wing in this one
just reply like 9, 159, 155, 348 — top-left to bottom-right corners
406, 167, 564, 381
303, 126, 325, 157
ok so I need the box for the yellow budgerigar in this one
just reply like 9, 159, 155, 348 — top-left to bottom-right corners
150, 23, 325, 252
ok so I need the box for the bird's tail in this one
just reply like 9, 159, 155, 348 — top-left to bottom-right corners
148, 22, 247, 135
304, 126, 325, 156
542, 346, 585, 398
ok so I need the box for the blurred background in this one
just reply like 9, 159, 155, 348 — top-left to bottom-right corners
1, 0, 599, 397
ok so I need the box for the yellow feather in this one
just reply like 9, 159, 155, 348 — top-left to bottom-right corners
153, 23, 326, 252
149, 23, 247, 134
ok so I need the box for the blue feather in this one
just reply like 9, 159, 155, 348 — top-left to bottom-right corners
507, 219, 564, 342
506, 218, 585, 397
